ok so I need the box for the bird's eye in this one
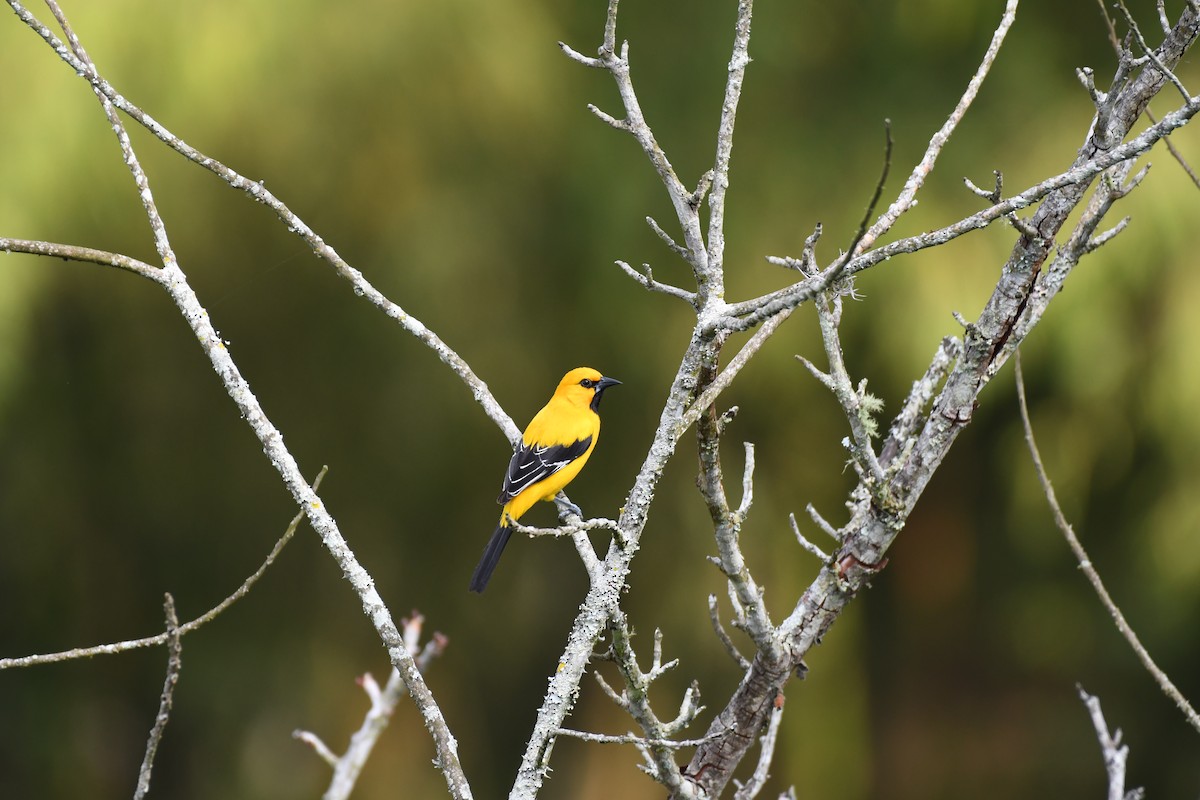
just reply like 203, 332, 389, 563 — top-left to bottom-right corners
580, 378, 594, 388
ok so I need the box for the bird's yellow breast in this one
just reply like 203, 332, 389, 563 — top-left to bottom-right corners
502, 395, 601, 522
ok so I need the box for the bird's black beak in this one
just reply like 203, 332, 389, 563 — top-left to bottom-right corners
591, 376, 621, 411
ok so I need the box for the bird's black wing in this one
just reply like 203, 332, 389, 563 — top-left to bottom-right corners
497, 436, 593, 504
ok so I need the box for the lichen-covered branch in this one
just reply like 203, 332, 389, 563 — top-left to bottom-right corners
7, 4, 473, 796
296, 613, 450, 800
696, 408, 776, 654
513, 2, 763, 793
682, 8, 1200, 796
596, 616, 704, 792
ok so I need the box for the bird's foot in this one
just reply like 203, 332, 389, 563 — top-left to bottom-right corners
555, 496, 584, 520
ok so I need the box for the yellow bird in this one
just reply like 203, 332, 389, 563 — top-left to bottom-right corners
469, 367, 621, 593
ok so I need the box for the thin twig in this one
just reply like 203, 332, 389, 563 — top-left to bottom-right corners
1094, 0, 1121, 50
705, 0, 755, 293
133, 593, 182, 800
1115, 0, 1192, 102
837, 119, 893, 268
805, 503, 843, 542
646, 215, 690, 261
681, 307, 793, 432
40, 0, 174, 271
725, 98, 1200, 331
0, 238, 164, 282
8, 0, 519, 444
808, 292, 890, 500
1016, 355, 1200, 734
709, 594, 751, 670
16, 5, 472, 791
858, 0, 1019, 253
0, 466, 328, 669
1077, 686, 1143, 800
296, 614, 450, 800
553, 728, 713, 749
1094, 0, 1200, 189
788, 514, 831, 562
509, 516, 621, 539
696, 395, 777, 654
602, 611, 703, 791
294, 731, 339, 767
558, 10, 698, 273
1149, 107, 1200, 188
615, 260, 698, 306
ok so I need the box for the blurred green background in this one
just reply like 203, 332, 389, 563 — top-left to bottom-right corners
2, 1, 1198, 797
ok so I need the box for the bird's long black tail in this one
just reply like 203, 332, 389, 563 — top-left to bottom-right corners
469, 523, 513, 593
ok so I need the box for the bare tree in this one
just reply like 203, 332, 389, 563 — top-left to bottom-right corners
2, 0, 1198, 798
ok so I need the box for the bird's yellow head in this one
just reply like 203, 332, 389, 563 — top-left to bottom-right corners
556, 367, 621, 413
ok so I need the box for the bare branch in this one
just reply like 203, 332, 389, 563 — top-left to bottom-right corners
8, 5, 474, 794
697, 397, 777, 653
689, 14, 1200, 791
709, 594, 751, 670
602, 612, 703, 791
735, 442, 755, 521
805, 503, 843, 543
1115, 0, 1192, 102
8, 0, 519, 444
1009, 160, 1141, 352
858, 0, 1019, 253
554, 728, 713, 749
557, 41, 605, 69
615, 260, 699, 306
749, 120, 892, 333
647, 215, 691, 260
509, 515, 621, 539
879, 338, 960, 470
1016, 356, 1200, 733
1157, 0, 1172, 35
727, 95, 1200, 331
788, 514, 831, 563
133, 593, 182, 800
38, 0, 174, 277
837, 119, 894, 268
1093, 0, 1200, 189
558, 0, 700, 283
294, 731, 339, 768
1076, 66, 1106, 107
1094, 0, 1121, 50
1, 466, 328, 670
808, 292, 889, 501
767, 223, 824, 275
681, 307, 794, 432
297, 614, 450, 800
1084, 214, 1131, 252
593, 670, 626, 708
1077, 686, 1144, 800
963, 171, 1001, 202
0, 238, 164, 282
705, 0, 755, 295
586, 102, 631, 131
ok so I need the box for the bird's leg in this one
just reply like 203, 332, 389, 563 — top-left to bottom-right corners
555, 494, 584, 521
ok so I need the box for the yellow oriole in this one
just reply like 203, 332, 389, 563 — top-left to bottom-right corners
469, 367, 621, 593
